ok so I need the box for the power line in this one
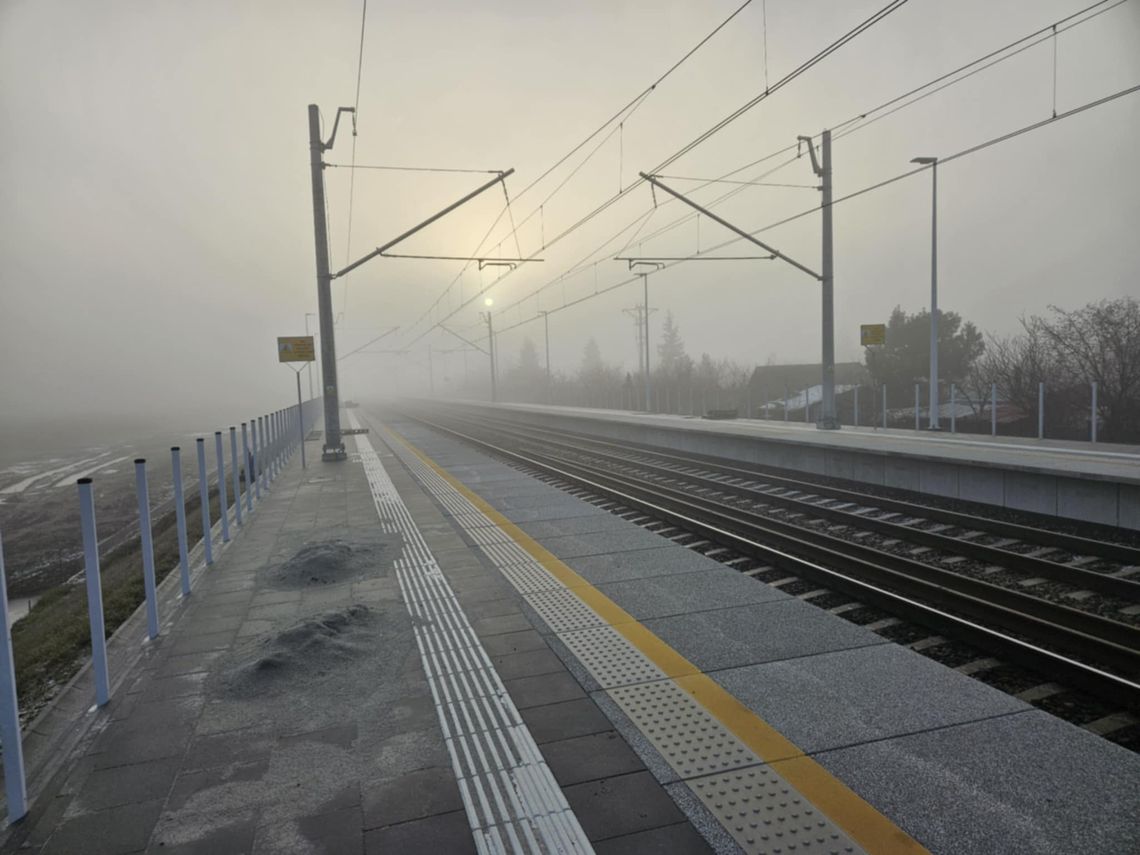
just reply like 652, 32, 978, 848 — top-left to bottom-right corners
326, 163, 503, 175
408, 0, 912, 346
404, 0, 759, 342
515, 0, 1126, 318
342, 0, 368, 318
490, 82, 1140, 338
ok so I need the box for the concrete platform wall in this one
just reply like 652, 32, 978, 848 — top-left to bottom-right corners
456, 405, 1140, 532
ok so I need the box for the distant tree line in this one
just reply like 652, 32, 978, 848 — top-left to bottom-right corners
477, 296, 1139, 443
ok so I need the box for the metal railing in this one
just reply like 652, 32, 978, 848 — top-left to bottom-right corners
0, 396, 322, 823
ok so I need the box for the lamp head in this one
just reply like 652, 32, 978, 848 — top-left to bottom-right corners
911, 156, 937, 165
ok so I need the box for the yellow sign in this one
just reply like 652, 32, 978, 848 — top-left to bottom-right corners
860, 324, 887, 346
277, 336, 316, 363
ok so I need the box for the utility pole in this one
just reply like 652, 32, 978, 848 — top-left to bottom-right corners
308, 103, 354, 460
539, 310, 552, 404
911, 155, 940, 429
797, 130, 838, 429
482, 299, 497, 402
642, 273, 652, 412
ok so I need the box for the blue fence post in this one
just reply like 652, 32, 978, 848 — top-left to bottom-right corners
77, 478, 110, 705
171, 448, 191, 597
229, 427, 242, 527
0, 531, 28, 823
195, 439, 214, 566
134, 460, 160, 640
241, 422, 253, 513
214, 432, 230, 544
251, 420, 261, 501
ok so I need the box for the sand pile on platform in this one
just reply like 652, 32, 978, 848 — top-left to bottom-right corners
223, 605, 374, 696
269, 537, 396, 588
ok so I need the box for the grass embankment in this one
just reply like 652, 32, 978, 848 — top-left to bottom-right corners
11, 480, 240, 721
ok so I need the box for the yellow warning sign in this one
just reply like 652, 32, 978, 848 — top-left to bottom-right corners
277, 336, 316, 363
860, 324, 887, 346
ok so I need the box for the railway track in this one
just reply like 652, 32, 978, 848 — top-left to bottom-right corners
399, 406, 1140, 720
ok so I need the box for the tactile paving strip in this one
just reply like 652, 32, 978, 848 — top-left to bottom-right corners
381, 424, 867, 855
607, 681, 757, 779
523, 589, 606, 633
555, 625, 664, 689
348, 415, 592, 855
689, 767, 864, 855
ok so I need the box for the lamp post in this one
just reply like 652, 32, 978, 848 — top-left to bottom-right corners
304, 313, 317, 400
538, 310, 552, 404
911, 155, 940, 430
481, 298, 497, 403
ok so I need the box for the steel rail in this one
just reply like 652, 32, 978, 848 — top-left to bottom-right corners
434, 406, 1140, 566
435, 410, 1140, 602
400, 409, 1140, 710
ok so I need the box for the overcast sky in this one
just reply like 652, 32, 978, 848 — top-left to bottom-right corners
2, 0, 1137, 423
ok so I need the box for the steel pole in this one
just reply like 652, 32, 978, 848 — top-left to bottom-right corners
1091, 381, 1098, 443
643, 275, 652, 413
818, 130, 838, 429
1038, 382, 1045, 440
308, 104, 344, 459
134, 460, 160, 639
77, 479, 110, 705
542, 311, 552, 404
0, 531, 28, 823
171, 448, 191, 596
195, 439, 213, 565
305, 313, 316, 400
991, 384, 998, 436
486, 313, 497, 403
214, 432, 229, 543
229, 427, 242, 526
241, 423, 253, 513
298, 371, 307, 468
929, 160, 941, 429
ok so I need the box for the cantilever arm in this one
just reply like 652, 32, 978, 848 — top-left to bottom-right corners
439, 324, 489, 355
333, 169, 516, 279
639, 172, 821, 281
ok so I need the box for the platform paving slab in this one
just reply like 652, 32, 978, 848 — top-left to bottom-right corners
596, 565, 790, 620
644, 598, 887, 672
562, 545, 730, 586
812, 709, 1140, 855
711, 643, 1029, 754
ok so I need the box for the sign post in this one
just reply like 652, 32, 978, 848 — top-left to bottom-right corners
278, 336, 315, 469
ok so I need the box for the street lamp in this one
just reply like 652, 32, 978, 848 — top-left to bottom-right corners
480, 297, 497, 403
537, 310, 552, 404
911, 155, 940, 430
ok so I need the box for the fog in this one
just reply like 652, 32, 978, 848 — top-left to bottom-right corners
2, 0, 1138, 428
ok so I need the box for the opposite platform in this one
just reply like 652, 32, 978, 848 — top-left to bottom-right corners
435, 401, 1140, 529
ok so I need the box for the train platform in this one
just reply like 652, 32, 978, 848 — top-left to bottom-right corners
6, 409, 1138, 854
446, 402, 1140, 529
469, 402, 1140, 483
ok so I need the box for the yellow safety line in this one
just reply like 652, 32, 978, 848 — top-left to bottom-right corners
388, 426, 930, 855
